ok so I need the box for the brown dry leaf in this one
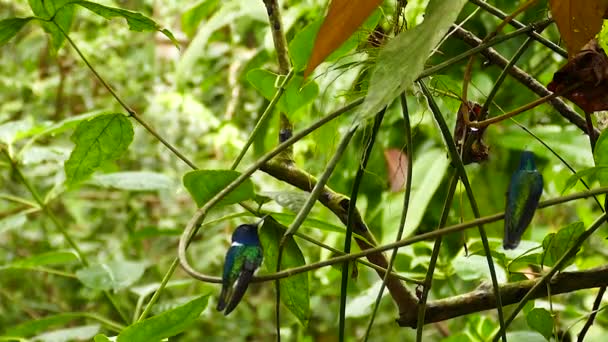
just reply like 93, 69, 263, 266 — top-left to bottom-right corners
549, 0, 608, 57
304, 0, 382, 78
548, 39, 608, 112
453, 102, 489, 165
383, 148, 408, 192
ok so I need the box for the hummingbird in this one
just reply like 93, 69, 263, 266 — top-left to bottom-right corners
503, 151, 544, 249
216, 220, 264, 315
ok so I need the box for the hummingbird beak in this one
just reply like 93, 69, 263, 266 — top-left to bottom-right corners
256, 214, 270, 227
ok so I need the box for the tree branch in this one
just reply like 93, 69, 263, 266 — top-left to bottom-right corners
260, 160, 419, 320
397, 265, 608, 327
451, 26, 600, 136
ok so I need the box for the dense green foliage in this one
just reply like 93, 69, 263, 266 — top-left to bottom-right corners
1, 0, 607, 341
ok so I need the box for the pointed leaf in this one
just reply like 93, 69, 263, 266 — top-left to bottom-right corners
183, 170, 255, 207
72, 1, 179, 47
562, 166, 608, 193
116, 294, 209, 342
259, 219, 310, 326
304, 0, 382, 77
6, 313, 90, 336
548, 0, 608, 56
0, 17, 34, 46
76, 260, 147, 291
4, 250, 79, 269
526, 308, 553, 340
32, 325, 100, 342
357, 0, 467, 123
540, 222, 585, 268
94, 334, 113, 342
64, 113, 134, 186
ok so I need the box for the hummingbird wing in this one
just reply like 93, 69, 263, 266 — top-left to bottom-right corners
504, 170, 543, 249
223, 246, 263, 315
216, 246, 242, 312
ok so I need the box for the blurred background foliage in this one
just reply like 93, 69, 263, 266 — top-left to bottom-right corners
1, 0, 607, 341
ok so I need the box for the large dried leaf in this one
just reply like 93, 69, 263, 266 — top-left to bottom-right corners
549, 0, 608, 56
304, 0, 382, 77
547, 39, 608, 112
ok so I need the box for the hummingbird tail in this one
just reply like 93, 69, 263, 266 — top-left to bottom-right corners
223, 269, 254, 315
216, 285, 229, 312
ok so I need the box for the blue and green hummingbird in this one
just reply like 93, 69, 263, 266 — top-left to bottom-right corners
216, 220, 264, 315
503, 151, 544, 249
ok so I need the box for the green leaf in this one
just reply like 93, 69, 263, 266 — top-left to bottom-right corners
453, 254, 506, 283
505, 331, 546, 342
382, 148, 449, 243
594, 128, 608, 185
4, 250, 79, 269
90, 171, 173, 191
69, 1, 179, 47
6, 313, 86, 336
76, 260, 147, 291
94, 334, 113, 342
181, 0, 220, 37
0, 17, 34, 46
247, 69, 319, 115
32, 325, 100, 342
0, 213, 27, 234
259, 219, 310, 326
182, 170, 255, 207
64, 113, 134, 186
540, 222, 585, 268
116, 294, 209, 342
526, 308, 553, 340
562, 166, 608, 193
357, 0, 468, 123
27, 0, 74, 51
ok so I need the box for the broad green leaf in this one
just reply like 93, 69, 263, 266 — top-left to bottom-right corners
76, 260, 146, 291
526, 308, 553, 340
0, 17, 34, 46
505, 331, 546, 342
6, 313, 86, 336
32, 324, 100, 342
247, 69, 318, 115
562, 166, 608, 193
116, 294, 209, 342
382, 148, 449, 244
64, 113, 134, 186
71, 1, 179, 47
4, 250, 79, 269
345, 281, 386, 318
183, 170, 255, 207
27, 0, 74, 51
357, 0, 467, 123
594, 129, 608, 185
90, 171, 173, 191
540, 222, 585, 268
453, 254, 506, 283
259, 219, 310, 326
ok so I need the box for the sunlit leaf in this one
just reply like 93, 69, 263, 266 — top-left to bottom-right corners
183, 170, 255, 207
32, 324, 100, 342
76, 260, 147, 291
90, 171, 173, 191
358, 0, 467, 123
304, 0, 382, 77
549, 0, 608, 56
259, 219, 310, 326
116, 294, 209, 342
64, 113, 134, 186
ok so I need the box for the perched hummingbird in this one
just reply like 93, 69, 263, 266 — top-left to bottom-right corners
216, 220, 264, 315
503, 151, 544, 249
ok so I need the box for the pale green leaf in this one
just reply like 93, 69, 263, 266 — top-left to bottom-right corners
526, 308, 553, 340
76, 260, 147, 291
90, 171, 173, 191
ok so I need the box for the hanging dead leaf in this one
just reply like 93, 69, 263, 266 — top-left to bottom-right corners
304, 0, 382, 78
383, 148, 408, 192
453, 102, 489, 165
548, 39, 608, 112
548, 0, 608, 57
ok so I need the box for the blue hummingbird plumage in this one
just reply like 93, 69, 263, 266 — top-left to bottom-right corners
504, 151, 544, 249
217, 222, 264, 315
